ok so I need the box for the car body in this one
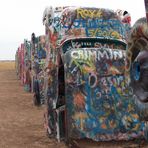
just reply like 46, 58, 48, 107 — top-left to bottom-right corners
43, 6, 144, 142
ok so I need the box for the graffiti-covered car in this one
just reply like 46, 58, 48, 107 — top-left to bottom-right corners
23, 40, 32, 92
43, 6, 145, 142
16, 44, 25, 85
126, 17, 148, 140
15, 46, 21, 80
31, 33, 46, 105
15, 40, 31, 92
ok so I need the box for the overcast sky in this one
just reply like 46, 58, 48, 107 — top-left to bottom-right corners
0, 0, 145, 60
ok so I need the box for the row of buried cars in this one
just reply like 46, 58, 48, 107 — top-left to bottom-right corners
15, 6, 148, 143
15, 34, 46, 104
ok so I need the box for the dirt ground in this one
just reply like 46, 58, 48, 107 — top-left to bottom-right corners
0, 61, 148, 148
0, 61, 66, 148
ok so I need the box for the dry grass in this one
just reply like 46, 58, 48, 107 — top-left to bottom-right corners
0, 61, 15, 70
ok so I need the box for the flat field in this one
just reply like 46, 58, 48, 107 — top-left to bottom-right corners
0, 61, 147, 148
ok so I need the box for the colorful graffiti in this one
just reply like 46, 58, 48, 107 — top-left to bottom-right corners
42, 6, 145, 142
15, 40, 31, 92
31, 34, 46, 105
64, 45, 144, 141
59, 7, 126, 41
23, 40, 31, 92
116, 9, 131, 39
126, 17, 148, 124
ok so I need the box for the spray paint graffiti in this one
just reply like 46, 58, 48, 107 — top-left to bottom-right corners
60, 8, 126, 40
23, 40, 31, 92
116, 9, 131, 39
64, 47, 144, 141
126, 16, 148, 137
76, 8, 102, 18
15, 40, 31, 92
42, 6, 145, 142
71, 48, 125, 61
31, 34, 46, 105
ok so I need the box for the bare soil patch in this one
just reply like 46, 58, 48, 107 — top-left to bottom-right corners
0, 61, 147, 148
0, 61, 66, 148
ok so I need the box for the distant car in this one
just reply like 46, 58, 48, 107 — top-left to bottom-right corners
15, 40, 31, 92
31, 33, 46, 105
